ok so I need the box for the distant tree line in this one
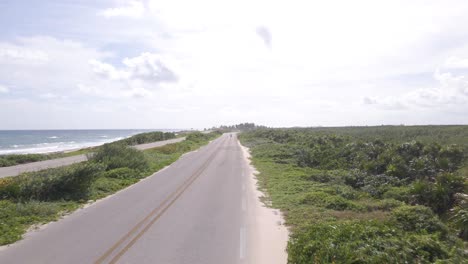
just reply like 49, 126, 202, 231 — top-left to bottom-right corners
210, 122, 267, 131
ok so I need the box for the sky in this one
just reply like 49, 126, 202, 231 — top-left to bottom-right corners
0, 0, 467, 129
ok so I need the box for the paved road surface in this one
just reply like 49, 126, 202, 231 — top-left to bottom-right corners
0, 133, 257, 264
0, 137, 185, 178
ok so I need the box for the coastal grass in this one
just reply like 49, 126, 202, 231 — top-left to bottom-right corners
239, 126, 467, 264
0, 131, 221, 246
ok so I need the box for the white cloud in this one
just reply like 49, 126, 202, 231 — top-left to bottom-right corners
255, 26, 272, 48
364, 69, 468, 110
89, 59, 126, 80
0, 84, 9, 93
363, 97, 377, 105
123, 53, 177, 82
0, 36, 110, 99
90, 52, 177, 85
99, 0, 145, 18
0, 45, 49, 64
443, 56, 468, 69
362, 96, 407, 110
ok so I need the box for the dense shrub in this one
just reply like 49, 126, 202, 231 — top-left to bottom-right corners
0, 200, 77, 245
186, 132, 214, 143
410, 173, 465, 214
0, 154, 49, 167
102, 167, 139, 179
244, 129, 465, 180
0, 163, 105, 201
91, 143, 149, 172
451, 201, 468, 240
288, 221, 452, 264
390, 205, 448, 235
382, 186, 411, 202
344, 171, 401, 197
117, 131, 175, 146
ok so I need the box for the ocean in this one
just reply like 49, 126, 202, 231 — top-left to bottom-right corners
0, 129, 178, 155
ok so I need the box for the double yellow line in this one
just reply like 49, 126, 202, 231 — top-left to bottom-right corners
94, 137, 226, 264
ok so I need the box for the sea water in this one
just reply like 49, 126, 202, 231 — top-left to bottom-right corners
0, 129, 177, 155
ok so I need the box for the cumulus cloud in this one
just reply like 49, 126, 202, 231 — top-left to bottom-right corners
0, 84, 9, 93
362, 97, 377, 105
0, 36, 110, 102
255, 26, 272, 48
123, 53, 177, 82
89, 59, 126, 80
0, 45, 49, 64
403, 70, 468, 107
443, 56, 468, 69
362, 96, 406, 110
364, 68, 468, 110
99, 0, 145, 18
90, 52, 177, 84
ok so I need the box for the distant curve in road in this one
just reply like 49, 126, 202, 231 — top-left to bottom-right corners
0, 137, 185, 178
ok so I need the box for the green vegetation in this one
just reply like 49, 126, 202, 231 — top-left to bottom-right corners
0, 131, 221, 245
216, 122, 267, 131
0, 154, 49, 167
113, 131, 175, 146
0, 131, 177, 167
239, 126, 468, 264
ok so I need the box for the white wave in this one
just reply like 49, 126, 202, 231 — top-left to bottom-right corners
0, 137, 125, 155
48, 136, 59, 139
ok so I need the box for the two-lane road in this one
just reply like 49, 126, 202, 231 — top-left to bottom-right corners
0, 133, 282, 264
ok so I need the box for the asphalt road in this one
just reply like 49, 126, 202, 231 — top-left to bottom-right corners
0, 137, 185, 178
0, 133, 257, 264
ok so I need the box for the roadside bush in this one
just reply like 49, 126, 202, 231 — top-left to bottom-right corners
90, 176, 139, 200
118, 131, 175, 146
102, 167, 140, 179
92, 143, 149, 172
287, 221, 452, 264
0, 154, 49, 167
0, 177, 20, 199
0, 163, 104, 201
0, 159, 14, 167
186, 132, 210, 143
0, 200, 76, 245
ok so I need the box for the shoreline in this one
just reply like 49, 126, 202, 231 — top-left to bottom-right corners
0, 139, 121, 156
